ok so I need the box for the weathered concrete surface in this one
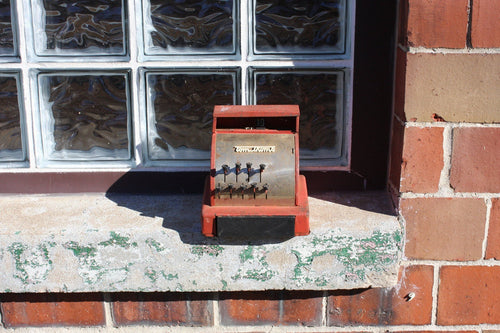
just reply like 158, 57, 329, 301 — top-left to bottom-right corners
0, 192, 402, 292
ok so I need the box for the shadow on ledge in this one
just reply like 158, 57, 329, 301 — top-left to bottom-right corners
105, 171, 396, 246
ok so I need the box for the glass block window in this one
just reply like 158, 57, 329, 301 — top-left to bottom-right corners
249, 68, 347, 166
0, 72, 26, 165
0, 0, 17, 57
144, 69, 240, 165
34, 72, 132, 166
142, 0, 237, 58
29, 0, 127, 58
3, 0, 354, 170
250, 0, 347, 58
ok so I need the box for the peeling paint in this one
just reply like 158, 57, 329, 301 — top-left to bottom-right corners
243, 269, 275, 281
63, 239, 137, 286
64, 241, 102, 284
291, 230, 402, 283
191, 244, 224, 257
8, 242, 53, 285
145, 268, 178, 284
145, 267, 158, 282
239, 246, 254, 263
232, 246, 277, 282
145, 238, 165, 252
98, 231, 137, 249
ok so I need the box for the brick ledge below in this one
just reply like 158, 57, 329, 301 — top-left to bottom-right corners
0, 192, 402, 292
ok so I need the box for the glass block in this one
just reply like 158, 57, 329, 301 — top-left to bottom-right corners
0, 73, 25, 162
31, 0, 126, 57
37, 72, 132, 163
250, 68, 346, 165
145, 70, 239, 163
0, 0, 16, 56
143, 0, 237, 56
252, 0, 346, 56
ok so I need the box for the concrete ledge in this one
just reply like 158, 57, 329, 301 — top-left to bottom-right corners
0, 192, 402, 292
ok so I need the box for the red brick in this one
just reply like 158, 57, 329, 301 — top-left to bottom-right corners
450, 128, 500, 193
327, 265, 433, 326
486, 198, 500, 259
219, 291, 322, 326
404, 54, 500, 123
281, 291, 322, 325
400, 127, 444, 193
472, 0, 500, 48
219, 291, 280, 325
111, 293, 212, 326
0, 293, 105, 328
438, 266, 500, 325
401, 198, 486, 260
407, 0, 468, 48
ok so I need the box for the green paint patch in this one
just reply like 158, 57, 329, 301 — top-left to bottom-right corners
145, 268, 158, 282
315, 276, 328, 287
162, 272, 178, 280
191, 245, 224, 257
243, 269, 274, 281
145, 268, 178, 283
239, 246, 254, 263
145, 238, 165, 252
65, 242, 97, 258
98, 231, 137, 249
8, 242, 53, 285
64, 241, 102, 284
292, 230, 401, 283
221, 280, 228, 290
64, 240, 135, 285
231, 246, 276, 282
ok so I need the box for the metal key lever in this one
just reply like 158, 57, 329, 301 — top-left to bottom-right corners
227, 183, 234, 199
250, 183, 257, 199
235, 162, 241, 182
259, 164, 266, 182
240, 184, 246, 199
263, 184, 269, 199
246, 162, 252, 182
222, 164, 230, 182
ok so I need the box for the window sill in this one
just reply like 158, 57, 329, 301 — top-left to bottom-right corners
0, 192, 402, 293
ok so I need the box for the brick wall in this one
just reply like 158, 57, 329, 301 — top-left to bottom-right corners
388, 1, 500, 333
1, 0, 500, 331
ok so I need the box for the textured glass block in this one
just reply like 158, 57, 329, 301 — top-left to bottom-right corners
144, 0, 236, 56
253, 0, 345, 55
0, 0, 15, 56
0, 73, 24, 162
32, 0, 126, 56
251, 69, 345, 163
146, 70, 239, 162
37, 72, 131, 162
